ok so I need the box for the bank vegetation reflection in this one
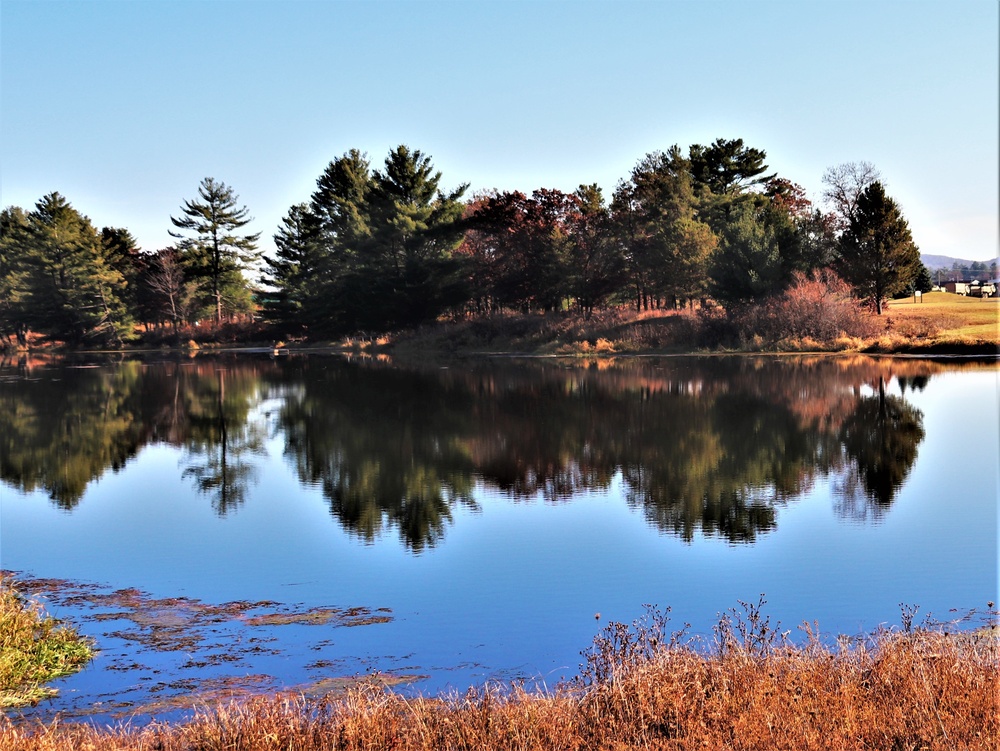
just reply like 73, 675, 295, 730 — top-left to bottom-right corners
0, 354, 950, 548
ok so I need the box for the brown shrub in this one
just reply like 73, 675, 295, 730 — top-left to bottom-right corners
711, 273, 887, 350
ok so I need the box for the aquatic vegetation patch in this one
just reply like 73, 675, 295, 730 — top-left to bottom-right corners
0, 575, 94, 707
244, 606, 393, 628
1, 572, 401, 720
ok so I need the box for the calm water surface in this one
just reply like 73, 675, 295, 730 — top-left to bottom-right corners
1, 353, 996, 723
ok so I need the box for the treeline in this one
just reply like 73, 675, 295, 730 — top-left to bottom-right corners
931, 259, 998, 284
0, 180, 261, 347
0, 140, 929, 347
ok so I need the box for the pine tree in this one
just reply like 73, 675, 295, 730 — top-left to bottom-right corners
262, 204, 326, 334
612, 147, 715, 310
354, 146, 467, 330
307, 150, 375, 332
0, 206, 32, 346
101, 227, 144, 325
707, 201, 784, 305
23, 193, 134, 345
688, 138, 774, 196
834, 182, 920, 314
367, 146, 466, 269
311, 148, 372, 254
913, 263, 934, 294
170, 178, 260, 325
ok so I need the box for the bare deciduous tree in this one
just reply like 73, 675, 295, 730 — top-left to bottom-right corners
145, 249, 197, 332
821, 161, 881, 229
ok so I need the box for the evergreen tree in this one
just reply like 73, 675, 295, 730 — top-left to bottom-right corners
913, 262, 934, 294
834, 182, 920, 314
678, 140, 816, 307
262, 150, 376, 335
263, 203, 326, 334
890, 261, 932, 299
170, 178, 261, 325
291, 149, 378, 334
367, 145, 459, 271
707, 200, 784, 305
0, 206, 32, 347
23, 193, 134, 345
612, 147, 715, 310
101, 227, 144, 325
680, 144, 825, 307
361, 146, 469, 330
309, 149, 373, 276
688, 138, 774, 196
278, 146, 468, 334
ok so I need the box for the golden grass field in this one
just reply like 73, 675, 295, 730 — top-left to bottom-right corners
885, 291, 1000, 344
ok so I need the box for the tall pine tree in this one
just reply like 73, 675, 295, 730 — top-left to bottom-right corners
262, 203, 326, 334
265, 146, 468, 335
170, 178, 260, 325
834, 182, 920, 314
23, 193, 133, 345
612, 147, 715, 310
0, 206, 32, 346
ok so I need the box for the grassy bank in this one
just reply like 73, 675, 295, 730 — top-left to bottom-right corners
0, 576, 94, 708
3, 292, 996, 359
873, 292, 1000, 353
384, 292, 998, 358
3, 605, 996, 750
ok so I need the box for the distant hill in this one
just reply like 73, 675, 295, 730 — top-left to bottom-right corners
921, 254, 999, 270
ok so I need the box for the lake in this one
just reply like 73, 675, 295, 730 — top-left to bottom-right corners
1, 352, 996, 724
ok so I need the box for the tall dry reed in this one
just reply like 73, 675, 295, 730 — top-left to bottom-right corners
2, 602, 996, 750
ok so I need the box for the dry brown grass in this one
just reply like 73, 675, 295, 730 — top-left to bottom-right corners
390, 307, 709, 357
886, 292, 1000, 342
3, 603, 996, 750
387, 286, 999, 359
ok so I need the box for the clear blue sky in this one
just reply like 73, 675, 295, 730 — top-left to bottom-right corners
2, 0, 997, 263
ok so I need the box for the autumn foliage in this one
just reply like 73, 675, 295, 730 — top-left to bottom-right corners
707, 271, 885, 350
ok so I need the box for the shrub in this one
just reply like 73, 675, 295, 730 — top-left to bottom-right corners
713, 272, 885, 349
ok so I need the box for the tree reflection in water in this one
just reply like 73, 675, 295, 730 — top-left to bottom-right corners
834, 376, 926, 522
0, 359, 147, 509
0, 353, 958, 547
277, 362, 478, 551
180, 367, 267, 516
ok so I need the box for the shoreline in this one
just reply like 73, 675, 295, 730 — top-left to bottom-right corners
4, 296, 997, 361
2, 596, 996, 748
